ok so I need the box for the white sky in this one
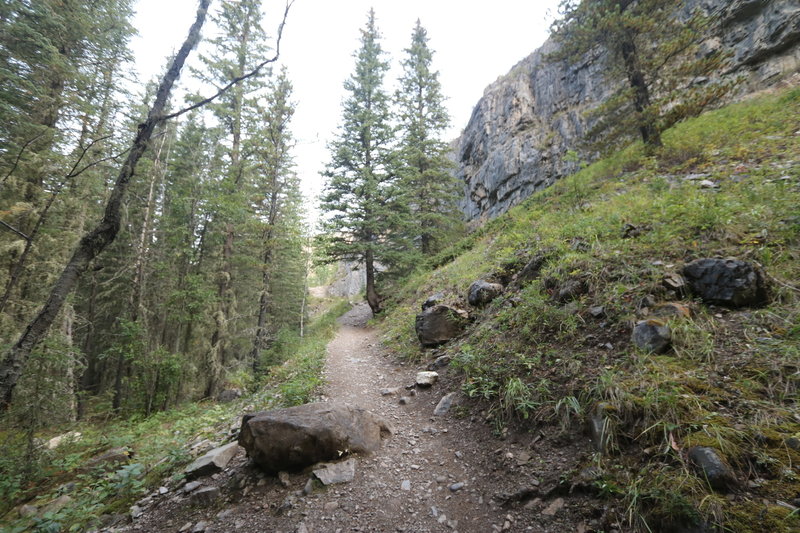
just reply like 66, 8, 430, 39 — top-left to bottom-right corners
131, 0, 559, 216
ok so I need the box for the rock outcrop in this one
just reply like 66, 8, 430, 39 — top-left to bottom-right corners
455, 0, 800, 222
238, 403, 392, 473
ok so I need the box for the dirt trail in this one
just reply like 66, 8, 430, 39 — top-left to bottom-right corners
117, 303, 593, 533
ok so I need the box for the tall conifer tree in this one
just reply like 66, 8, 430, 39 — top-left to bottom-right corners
319, 9, 406, 314
395, 20, 462, 256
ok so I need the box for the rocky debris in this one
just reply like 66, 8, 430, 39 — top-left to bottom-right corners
588, 402, 614, 454
786, 436, 800, 450
191, 520, 208, 533
682, 258, 768, 307
313, 458, 357, 485
42, 495, 72, 515
688, 446, 737, 491
399, 396, 411, 405
449, 482, 465, 492
190, 486, 220, 507
296, 523, 309, 533
183, 480, 203, 494
46, 431, 82, 450
401, 479, 411, 491
238, 402, 392, 473
380, 387, 400, 396
662, 272, 688, 297
467, 280, 504, 307
434, 392, 457, 416
84, 447, 132, 472
588, 305, 605, 318
555, 279, 587, 303
421, 292, 445, 311
415, 305, 468, 347
510, 252, 549, 288
631, 319, 672, 353
541, 497, 565, 517
217, 388, 242, 403
622, 223, 649, 238
17, 504, 38, 518
277, 471, 291, 488
415, 371, 439, 387
652, 302, 692, 319
427, 354, 452, 370
184, 442, 240, 480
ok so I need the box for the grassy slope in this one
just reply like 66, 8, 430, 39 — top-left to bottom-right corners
382, 87, 800, 532
0, 299, 350, 532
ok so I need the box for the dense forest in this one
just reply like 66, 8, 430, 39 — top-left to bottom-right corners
0, 0, 462, 450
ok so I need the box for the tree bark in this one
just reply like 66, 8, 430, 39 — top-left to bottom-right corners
0, 0, 213, 410
365, 247, 381, 314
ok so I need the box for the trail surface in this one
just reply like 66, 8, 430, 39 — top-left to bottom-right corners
117, 303, 591, 532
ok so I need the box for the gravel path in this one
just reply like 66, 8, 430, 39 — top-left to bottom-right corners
115, 302, 593, 533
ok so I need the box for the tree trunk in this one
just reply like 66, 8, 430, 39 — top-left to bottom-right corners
0, 0, 212, 410
365, 247, 381, 314
620, 31, 662, 149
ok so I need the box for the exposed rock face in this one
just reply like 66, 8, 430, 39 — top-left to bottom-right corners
415, 305, 469, 347
467, 280, 503, 307
238, 403, 392, 473
683, 258, 768, 307
456, 0, 800, 222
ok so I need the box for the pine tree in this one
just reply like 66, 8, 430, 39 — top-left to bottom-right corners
194, 0, 271, 397
550, 0, 727, 152
319, 9, 406, 315
395, 20, 463, 257
247, 68, 303, 372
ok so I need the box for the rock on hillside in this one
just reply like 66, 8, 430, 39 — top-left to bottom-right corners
456, 0, 800, 222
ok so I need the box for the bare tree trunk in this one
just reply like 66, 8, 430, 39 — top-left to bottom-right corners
0, 0, 213, 410
365, 247, 381, 315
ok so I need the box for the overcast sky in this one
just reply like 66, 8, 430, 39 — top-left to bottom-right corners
131, 0, 560, 213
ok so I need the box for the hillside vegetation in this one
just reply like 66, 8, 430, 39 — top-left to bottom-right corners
382, 85, 800, 532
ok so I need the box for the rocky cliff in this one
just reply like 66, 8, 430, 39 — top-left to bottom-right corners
456, 0, 800, 223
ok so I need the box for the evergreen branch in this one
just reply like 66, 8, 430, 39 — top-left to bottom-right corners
1, 133, 45, 184
0, 220, 30, 242
65, 135, 113, 178
159, 0, 294, 122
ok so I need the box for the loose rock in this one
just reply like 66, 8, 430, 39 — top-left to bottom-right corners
682, 258, 768, 307
688, 446, 737, 491
190, 486, 220, 507
541, 497, 565, 516
313, 458, 357, 485
185, 441, 240, 480
217, 388, 243, 403
467, 280, 503, 307
428, 354, 452, 370
631, 319, 671, 353
434, 392, 457, 416
415, 305, 469, 347
421, 293, 445, 311
416, 371, 439, 387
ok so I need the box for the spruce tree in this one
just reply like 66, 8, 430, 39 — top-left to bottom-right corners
395, 20, 463, 257
319, 9, 406, 315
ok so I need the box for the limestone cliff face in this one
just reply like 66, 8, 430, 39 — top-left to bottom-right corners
457, 0, 800, 223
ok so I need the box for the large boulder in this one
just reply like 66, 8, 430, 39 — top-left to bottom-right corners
415, 305, 468, 347
238, 402, 392, 473
467, 280, 503, 307
682, 258, 768, 307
